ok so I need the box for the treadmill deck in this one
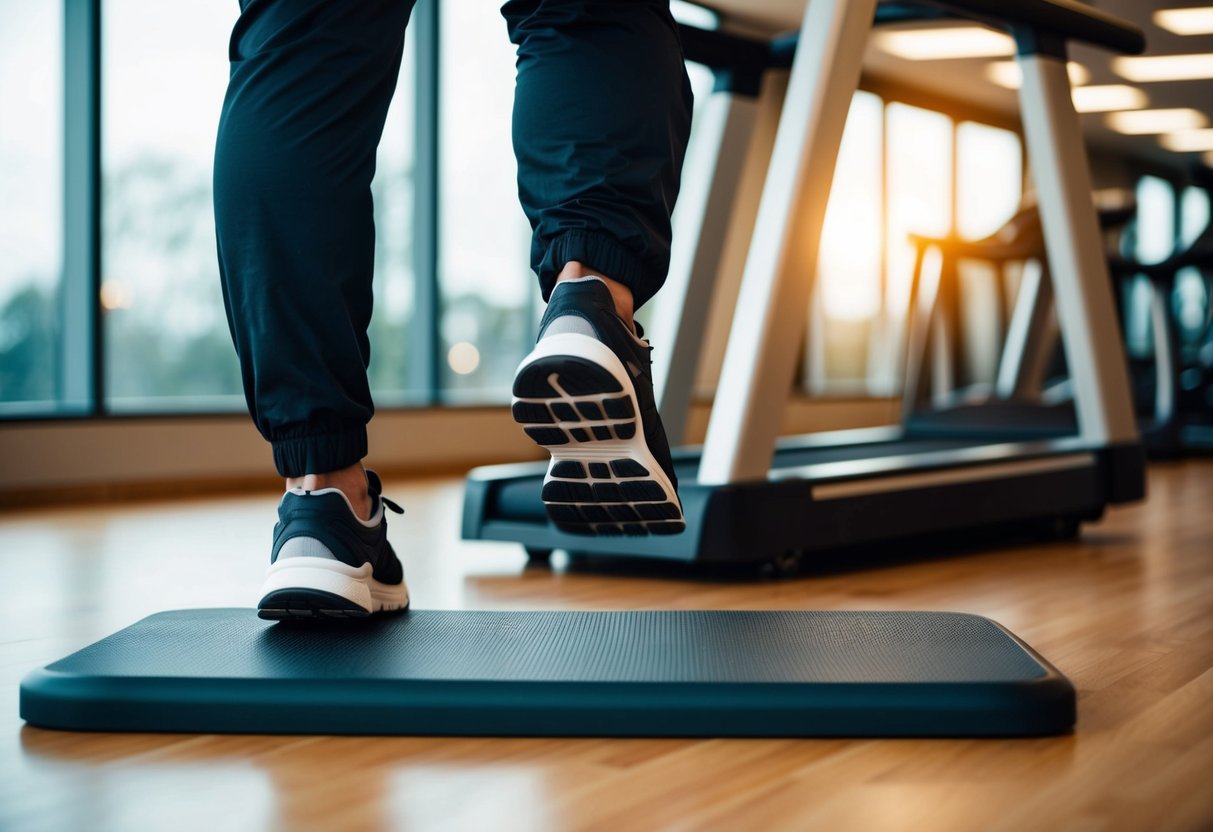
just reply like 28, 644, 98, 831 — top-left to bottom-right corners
463, 428, 1141, 563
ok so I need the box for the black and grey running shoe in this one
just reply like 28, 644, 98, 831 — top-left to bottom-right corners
512, 277, 685, 536
257, 469, 410, 620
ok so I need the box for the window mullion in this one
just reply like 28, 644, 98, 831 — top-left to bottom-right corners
62, 0, 103, 414
412, 0, 441, 403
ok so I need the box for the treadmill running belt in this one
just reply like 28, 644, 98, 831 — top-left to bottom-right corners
20, 609, 1074, 737
494, 437, 983, 522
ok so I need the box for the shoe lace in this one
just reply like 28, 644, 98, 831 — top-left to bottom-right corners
366, 469, 405, 516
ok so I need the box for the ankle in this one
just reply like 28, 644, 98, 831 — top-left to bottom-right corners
286, 463, 373, 521
556, 261, 635, 331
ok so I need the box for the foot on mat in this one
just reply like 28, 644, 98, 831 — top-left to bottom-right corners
257, 469, 410, 620
512, 277, 685, 537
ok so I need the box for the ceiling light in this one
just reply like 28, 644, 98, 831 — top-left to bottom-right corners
1113, 53, 1213, 82
875, 27, 1015, 61
1160, 128, 1213, 152
1107, 108, 1209, 134
985, 60, 1090, 89
1072, 85, 1149, 113
1154, 8, 1213, 36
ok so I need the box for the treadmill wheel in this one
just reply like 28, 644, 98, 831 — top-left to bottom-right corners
525, 547, 554, 565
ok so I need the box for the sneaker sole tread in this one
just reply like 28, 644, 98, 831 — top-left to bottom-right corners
512, 336, 685, 537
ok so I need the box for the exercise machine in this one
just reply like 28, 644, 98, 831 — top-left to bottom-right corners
463, 0, 1148, 571
1107, 173, 1213, 455
905, 185, 1213, 458
898, 199, 1137, 443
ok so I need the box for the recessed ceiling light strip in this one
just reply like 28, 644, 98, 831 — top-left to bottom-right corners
985, 60, 1090, 89
875, 26, 1015, 61
1107, 107, 1209, 135
1072, 85, 1149, 114
1154, 8, 1213, 36
1160, 128, 1213, 152
1113, 53, 1213, 82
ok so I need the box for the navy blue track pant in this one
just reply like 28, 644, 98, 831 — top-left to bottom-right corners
214, 0, 693, 477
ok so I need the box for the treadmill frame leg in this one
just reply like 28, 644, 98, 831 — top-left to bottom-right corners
1016, 52, 1138, 446
699, 0, 878, 485
654, 91, 760, 447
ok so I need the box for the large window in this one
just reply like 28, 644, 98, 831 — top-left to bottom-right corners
437, 1, 534, 404
0, 4, 64, 414
957, 121, 1022, 242
808, 91, 885, 392
885, 102, 955, 316
101, 2, 419, 412
101, 0, 240, 411
808, 94, 1023, 395
367, 37, 420, 406
955, 120, 1024, 383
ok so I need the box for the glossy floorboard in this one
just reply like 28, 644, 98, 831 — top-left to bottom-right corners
2, 461, 1211, 831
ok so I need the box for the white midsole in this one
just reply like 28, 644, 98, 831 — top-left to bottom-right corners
515, 333, 634, 392
514, 333, 681, 510
258, 557, 409, 612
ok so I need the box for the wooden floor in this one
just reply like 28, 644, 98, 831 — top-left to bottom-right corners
2, 461, 1211, 832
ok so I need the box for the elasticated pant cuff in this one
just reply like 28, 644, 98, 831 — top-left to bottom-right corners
543, 230, 659, 309
270, 425, 368, 478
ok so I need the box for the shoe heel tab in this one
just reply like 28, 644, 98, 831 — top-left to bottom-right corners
552, 275, 609, 291
550, 277, 616, 305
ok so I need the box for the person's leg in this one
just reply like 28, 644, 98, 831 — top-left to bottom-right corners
503, 0, 693, 315
214, 0, 414, 617
215, 0, 415, 516
503, 0, 693, 537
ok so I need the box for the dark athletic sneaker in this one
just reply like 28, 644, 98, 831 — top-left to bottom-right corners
256, 469, 410, 620
512, 277, 685, 536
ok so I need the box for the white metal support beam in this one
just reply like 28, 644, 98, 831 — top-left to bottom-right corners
654, 92, 759, 447
698, 0, 877, 484
1017, 53, 1138, 444
995, 257, 1057, 401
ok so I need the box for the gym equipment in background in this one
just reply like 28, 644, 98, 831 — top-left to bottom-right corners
898, 200, 1137, 444
462, 0, 1148, 572
1107, 173, 1213, 456
906, 182, 1213, 459
21, 609, 1074, 737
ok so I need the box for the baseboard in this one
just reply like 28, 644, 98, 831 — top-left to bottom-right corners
0, 397, 897, 507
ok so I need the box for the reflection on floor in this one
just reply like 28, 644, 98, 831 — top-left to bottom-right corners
2, 462, 1212, 831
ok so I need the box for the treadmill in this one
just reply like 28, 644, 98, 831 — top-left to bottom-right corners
896, 201, 1137, 444
462, 0, 1147, 569
1107, 174, 1213, 456
903, 179, 1213, 458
